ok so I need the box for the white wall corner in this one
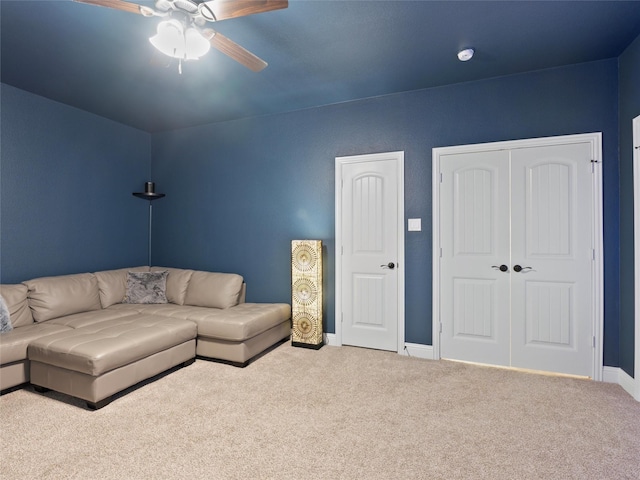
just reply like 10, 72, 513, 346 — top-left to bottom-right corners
602, 366, 637, 401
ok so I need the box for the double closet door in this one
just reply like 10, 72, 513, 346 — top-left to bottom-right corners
439, 140, 596, 377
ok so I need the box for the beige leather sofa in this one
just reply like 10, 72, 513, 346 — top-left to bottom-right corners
0, 267, 291, 408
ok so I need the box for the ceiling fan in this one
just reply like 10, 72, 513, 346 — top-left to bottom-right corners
74, 0, 288, 72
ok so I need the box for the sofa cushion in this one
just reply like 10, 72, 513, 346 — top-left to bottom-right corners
184, 271, 244, 309
48, 308, 141, 329
0, 284, 34, 327
0, 323, 72, 364
104, 304, 147, 314
189, 303, 291, 341
94, 266, 150, 308
123, 271, 168, 304
28, 314, 197, 376
24, 273, 102, 323
137, 303, 291, 342
151, 267, 194, 305
0, 295, 12, 333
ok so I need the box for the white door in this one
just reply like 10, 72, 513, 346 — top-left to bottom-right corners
439, 140, 596, 377
337, 152, 404, 352
439, 149, 511, 366
510, 143, 594, 375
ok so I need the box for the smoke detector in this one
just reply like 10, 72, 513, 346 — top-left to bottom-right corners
457, 48, 475, 62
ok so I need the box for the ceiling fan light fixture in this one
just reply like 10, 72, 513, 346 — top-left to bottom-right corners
150, 19, 185, 58
150, 19, 210, 60
184, 27, 210, 60
457, 48, 475, 62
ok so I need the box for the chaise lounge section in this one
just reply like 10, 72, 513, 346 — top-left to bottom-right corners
0, 266, 291, 408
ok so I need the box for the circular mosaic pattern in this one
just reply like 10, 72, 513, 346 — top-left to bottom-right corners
292, 279, 318, 305
292, 243, 318, 273
293, 312, 318, 340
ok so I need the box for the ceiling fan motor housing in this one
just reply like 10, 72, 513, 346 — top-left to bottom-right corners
156, 0, 199, 15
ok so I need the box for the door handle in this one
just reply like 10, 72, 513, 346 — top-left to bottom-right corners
492, 265, 509, 272
381, 262, 395, 269
513, 265, 532, 273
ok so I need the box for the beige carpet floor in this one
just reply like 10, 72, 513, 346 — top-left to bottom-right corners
1, 342, 639, 479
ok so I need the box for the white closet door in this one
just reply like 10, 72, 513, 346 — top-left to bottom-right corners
439, 140, 595, 377
510, 143, 594, 376
439, 150, 511, 366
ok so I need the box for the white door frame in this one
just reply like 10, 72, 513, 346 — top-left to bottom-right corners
633, 114, 640, 400
432, 133, 604, 380
335, 151, 405, 353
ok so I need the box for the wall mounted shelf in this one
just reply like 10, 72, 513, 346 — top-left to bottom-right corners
132, 192, 165, 200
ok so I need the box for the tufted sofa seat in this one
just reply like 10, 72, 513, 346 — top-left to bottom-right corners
0, 266, 291, 408
29, 314, 197, 409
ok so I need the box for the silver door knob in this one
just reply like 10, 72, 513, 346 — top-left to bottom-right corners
381, 262, 395, 269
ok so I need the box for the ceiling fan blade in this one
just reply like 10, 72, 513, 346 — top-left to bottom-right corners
73, 0, 146, 15
200, 0, 288, 21
205, 30, 268, 72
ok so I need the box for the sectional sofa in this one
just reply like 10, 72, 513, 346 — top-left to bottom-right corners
0, 266, 291, 409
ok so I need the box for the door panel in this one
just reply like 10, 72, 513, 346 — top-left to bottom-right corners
341, 158, 399, 351
511, 143, 593, 376
526, 282, 572, 345
440, 150, 511, 366
353, 274, 385, 327
455, 167, 495, 255
527, 162, 572, 256
453, 278, 495, 338
353, 175, 384, 252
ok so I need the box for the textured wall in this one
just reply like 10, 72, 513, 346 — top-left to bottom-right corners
618, 34, 640, 378
0, 84, 151, 283
151, 60, 621, 363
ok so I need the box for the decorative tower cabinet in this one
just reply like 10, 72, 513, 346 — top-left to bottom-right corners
291, 240, 323, 349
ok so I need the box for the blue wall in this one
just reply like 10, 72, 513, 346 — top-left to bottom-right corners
0, 57, 628, 369
618, 34, 640, 378
0, 84, 151, 283
152, 59, 621, 363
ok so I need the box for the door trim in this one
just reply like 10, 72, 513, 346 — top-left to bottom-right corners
335, 151, 405, 353
633, 114, 640, 400
432, 133, 603, 380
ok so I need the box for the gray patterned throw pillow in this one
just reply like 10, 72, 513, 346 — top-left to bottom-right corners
0, 295, 13, 334
123, 271, 168, 304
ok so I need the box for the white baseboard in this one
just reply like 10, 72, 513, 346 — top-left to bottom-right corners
602, 366, 638, 401
619, 369, 636, 399
602, 366, 620, 384
323, 333, 338, 346
401, 343, 435, 360
322, 335, 434, 360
